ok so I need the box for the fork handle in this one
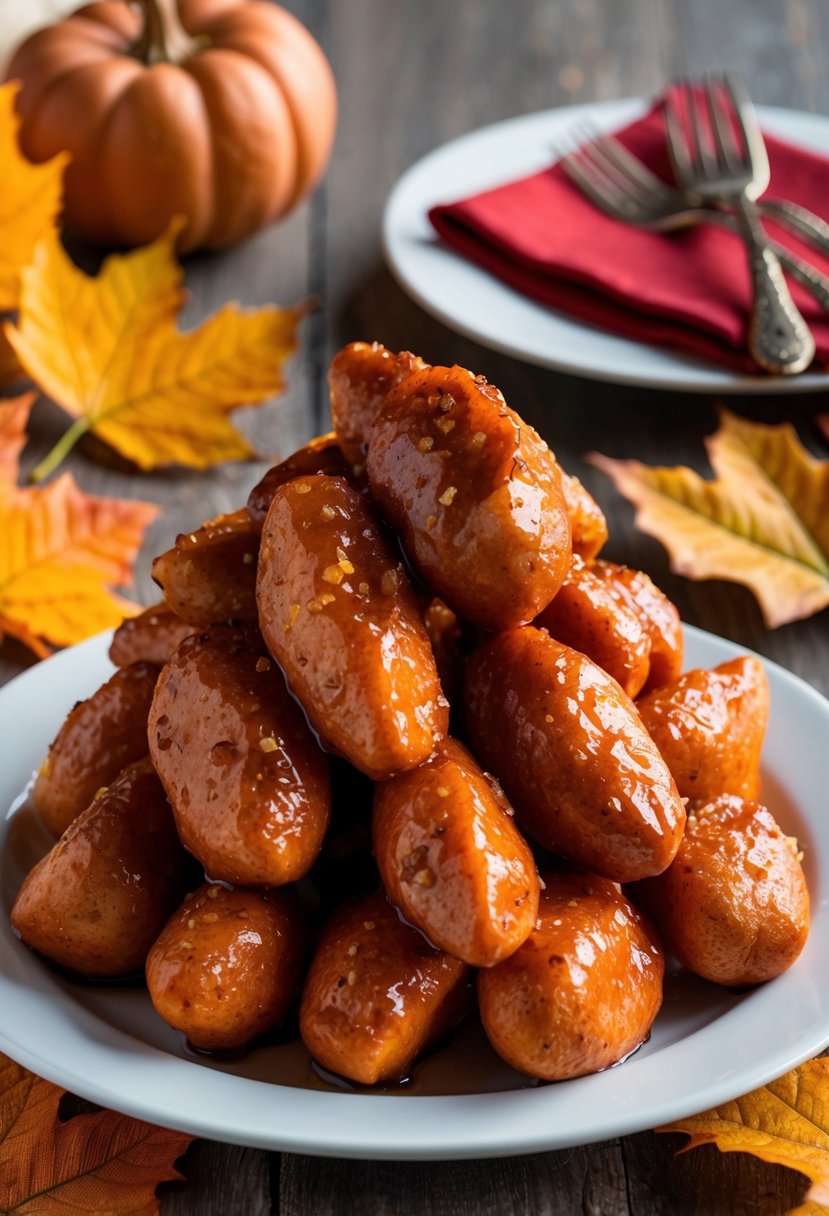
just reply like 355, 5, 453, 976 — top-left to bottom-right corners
733, 194, 816, 374
759, 199, 829, 259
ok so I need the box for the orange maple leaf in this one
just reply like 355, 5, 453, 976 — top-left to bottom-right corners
589, 410, 829, 628
0, 397, 159, 658
0, 392, 33, 485
659, 1058, 829, 1216
0, 1052, 193, 1214
5, 223, 304, 480
0, 80, 68, 313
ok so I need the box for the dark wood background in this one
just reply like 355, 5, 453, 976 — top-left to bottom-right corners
3, 0, 829, 1212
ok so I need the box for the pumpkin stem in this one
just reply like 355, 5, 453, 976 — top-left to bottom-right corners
132, 0, 202, 65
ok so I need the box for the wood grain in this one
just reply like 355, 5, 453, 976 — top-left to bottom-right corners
2, 0, 828, 1212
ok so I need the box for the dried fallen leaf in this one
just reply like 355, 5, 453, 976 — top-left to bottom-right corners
0, 81, 68, 312
5, 223, 303, 479
658, 1058, 829, 1216
589, 410, 829, 628
0, 1052, 192, 1214
0, 395, 159, 658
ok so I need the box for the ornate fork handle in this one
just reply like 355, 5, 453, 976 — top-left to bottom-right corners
732, 194, 816, 374
761, 199, 829, 258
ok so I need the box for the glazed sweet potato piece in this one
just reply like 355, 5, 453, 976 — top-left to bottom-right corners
151, 508, 260, 626
12, 759, 190, 978
373, 738, 540, 967
536, 558, 683, 699
560, 472, 608, 561
328, 341, 428, 469
366, 364, 572, 630
635, 794, 809, 986
149, 624, 331, 886
535, 557, 652, 698
147, 884, 306, 1050
591, 561, 683, 694
637, 656, 769, 801
478, 871, 664, 1081
257, 475, 448, 780
247, 433, 353, 531
33, 660, 159, 836
465, 627, 686, 882
109, 603, 195, 668
299, 891, 471, 1085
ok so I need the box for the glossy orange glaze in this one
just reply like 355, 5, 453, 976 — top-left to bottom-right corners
151, 508, 260, 626
535, 556, 651, 698
12, 759, 190, 978
422, 596, 468, 704
33, 660, 160, 836
256, 475, 448, 780
109, 602, 195, 668
373, 738, 540, 967
635, 794, 809, 987
366, 365, 572, 630
146, 883, 306, 1051
299, 890, 471, 1085
478, 871, 664, 1081
465, 627, 686, 882
247, 433, 353, 532
559, 471, 608, 561
591, 562, 683, 694
148, 624, 331, 886
328, 341, 428, 469
637, 656, 769, 801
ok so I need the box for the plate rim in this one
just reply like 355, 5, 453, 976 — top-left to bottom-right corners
382, 97, 829, 394
1, 626, 828, 1159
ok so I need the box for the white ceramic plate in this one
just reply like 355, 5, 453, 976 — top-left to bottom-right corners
1, 627, 828, 1160
383, 98, 829, 393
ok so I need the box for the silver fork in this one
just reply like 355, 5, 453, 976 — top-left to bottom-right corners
665, 73, 814, 374
559, 128, 829, 314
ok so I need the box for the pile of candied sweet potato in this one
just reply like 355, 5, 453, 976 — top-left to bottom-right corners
11, 343, 810, 1087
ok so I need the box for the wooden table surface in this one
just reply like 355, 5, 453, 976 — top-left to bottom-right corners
3, 0, 829, 1212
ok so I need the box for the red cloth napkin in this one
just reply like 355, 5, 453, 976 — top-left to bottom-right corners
428, 104, 829, 373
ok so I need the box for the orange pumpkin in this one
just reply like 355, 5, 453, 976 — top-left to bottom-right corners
5, 0, 337, 252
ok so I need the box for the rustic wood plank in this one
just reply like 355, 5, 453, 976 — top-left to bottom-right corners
280, 1141, 630, 1216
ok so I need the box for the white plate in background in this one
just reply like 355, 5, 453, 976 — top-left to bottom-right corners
383, 99, 829, 393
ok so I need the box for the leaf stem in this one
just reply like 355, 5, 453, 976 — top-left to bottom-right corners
29, 417, 90, 483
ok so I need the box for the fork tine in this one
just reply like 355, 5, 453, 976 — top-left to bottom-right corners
578, 137, 659, 208
559, 149, 628, 217
587, 129, 675, 201
703, 74, 742, 174
723, 71, 770, 184
664, 88, 694, 183
687, 81, 716, 174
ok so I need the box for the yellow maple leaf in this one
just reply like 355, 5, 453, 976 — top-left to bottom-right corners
5, 224, 304, 479
659, 1058, 829, 1216
588, 410, 829, 628
0, 81, 68, 312
0, 395, 159, 658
